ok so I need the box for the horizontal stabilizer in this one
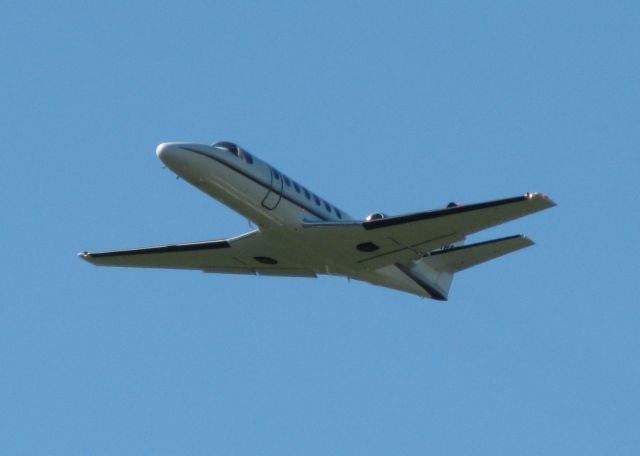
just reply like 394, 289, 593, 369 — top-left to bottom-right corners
384, 235, 533, 300
424, 235, 534, 273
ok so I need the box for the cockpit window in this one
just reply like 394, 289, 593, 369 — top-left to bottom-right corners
213, 141, 253, 164
213, 141, 241, 157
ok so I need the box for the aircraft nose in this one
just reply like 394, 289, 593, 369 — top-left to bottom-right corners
156, 142, 179, 162
156, 142, 194, 175
156, 143, 191, 171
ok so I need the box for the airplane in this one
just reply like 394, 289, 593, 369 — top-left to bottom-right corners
79, 141, 556, 300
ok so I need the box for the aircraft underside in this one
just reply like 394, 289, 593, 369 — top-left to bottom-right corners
80, 141, 555, 300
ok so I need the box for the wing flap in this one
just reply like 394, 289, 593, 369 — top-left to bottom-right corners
201, 267, 317, 277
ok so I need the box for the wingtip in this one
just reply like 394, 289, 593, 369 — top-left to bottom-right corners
527, 192, 556, 205
78, 251, 93, 262
519, 235, 535, 247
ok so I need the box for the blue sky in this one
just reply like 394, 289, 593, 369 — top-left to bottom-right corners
2, 1, 639, 454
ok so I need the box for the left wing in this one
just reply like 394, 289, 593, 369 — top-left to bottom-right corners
79, 230, 316, 277
302, 192, 556, 270
298, 192, 555, 299
361, 192, 554, 243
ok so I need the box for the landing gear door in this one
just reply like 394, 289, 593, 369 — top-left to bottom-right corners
261, 167, 283, 210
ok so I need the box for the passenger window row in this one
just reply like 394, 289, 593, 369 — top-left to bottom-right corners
272, 167, 342, 219
212, 142, 342, 219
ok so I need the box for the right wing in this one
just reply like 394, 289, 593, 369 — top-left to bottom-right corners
79, 230, 317, 277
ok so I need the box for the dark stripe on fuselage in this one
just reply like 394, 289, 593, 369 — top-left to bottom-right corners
86, 240, 230, 258
182, 146, 330, 221
363, 196, 528, 230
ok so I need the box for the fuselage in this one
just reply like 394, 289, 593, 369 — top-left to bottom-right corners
156, 141, 353, 231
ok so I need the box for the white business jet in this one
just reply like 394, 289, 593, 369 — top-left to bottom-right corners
79, 141, 555, 300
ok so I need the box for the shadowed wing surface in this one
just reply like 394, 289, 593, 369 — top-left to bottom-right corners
79, 230, 317, 277
301, 193, 556, 270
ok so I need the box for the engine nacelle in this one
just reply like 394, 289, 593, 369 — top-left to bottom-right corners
365, 212, 387, 222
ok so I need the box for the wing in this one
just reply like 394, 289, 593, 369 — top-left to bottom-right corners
361, 192, 554, 243
79, 230, 317, 277
302, 192, 556, 271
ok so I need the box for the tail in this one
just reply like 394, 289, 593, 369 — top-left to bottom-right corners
396, 235, 533, 300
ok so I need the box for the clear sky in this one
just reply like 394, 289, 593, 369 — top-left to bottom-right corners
2, 1, 639, 454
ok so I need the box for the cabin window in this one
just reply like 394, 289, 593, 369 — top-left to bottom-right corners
293, 182, 300, 193
243, 151, 254, 164
283, 175, 291, 186
303, 188, 310, 199
314, 195, 321, 205
324, 201, 331, 212
272, 169, 280, 180
335, 208, 342, 219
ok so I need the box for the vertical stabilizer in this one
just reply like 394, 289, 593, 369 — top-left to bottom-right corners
395, 260, 454, 301
393, 238, 465, 300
